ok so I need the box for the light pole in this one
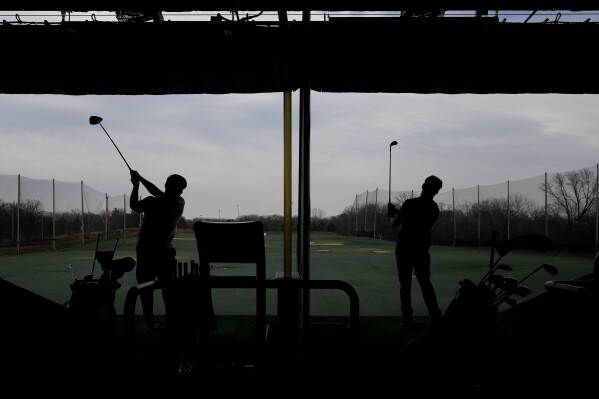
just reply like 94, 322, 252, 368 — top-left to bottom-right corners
389, 140, 398, 203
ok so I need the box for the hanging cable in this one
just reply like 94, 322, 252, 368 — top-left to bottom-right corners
524, 10, 537, 23
553, 12, 562, 23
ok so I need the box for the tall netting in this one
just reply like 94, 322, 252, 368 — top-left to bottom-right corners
348, 165, 599, 251
0, 174, 136, 253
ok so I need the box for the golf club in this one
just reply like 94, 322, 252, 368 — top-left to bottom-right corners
503, 277, 518, 286
495, 234, 552, 257
388, 140, 398, 203
484, 233, 551, 287
488, 274, 504, 287
479, 263, 513, 286
90, 234, 101, 278
89, 115, 132, 171
503, 297, 518, 306
516, 263, 559, 286
494, 284, 532, 306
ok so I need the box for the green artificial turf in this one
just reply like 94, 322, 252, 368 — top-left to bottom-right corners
0, 231, 594, 318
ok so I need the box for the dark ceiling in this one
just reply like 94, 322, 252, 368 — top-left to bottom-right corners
4, 1, 599, 12
2, 3, 599, 95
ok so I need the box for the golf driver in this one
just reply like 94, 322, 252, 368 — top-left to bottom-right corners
89, 115, 132, 171
388, 140, 398, 203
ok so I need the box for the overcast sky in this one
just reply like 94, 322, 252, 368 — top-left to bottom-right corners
2, 92, 598, 220
2, 11, 599, 220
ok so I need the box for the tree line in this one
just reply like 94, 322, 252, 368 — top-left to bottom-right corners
2, 167, 597, 254
329, 167, 598, 253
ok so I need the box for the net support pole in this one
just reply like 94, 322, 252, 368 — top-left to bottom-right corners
52, 178, 56, 251
595, 163, 599, 252
105, 193, 109, 240
17, 174, 20, 255
80, 181, 85, 245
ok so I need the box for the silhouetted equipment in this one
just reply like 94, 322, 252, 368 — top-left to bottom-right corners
68, 237, 135, 343
89, 115, 133, 171
193, 220, 267, 366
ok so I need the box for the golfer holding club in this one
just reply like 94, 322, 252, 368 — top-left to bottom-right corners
387, 175, 443, 332
130, 170, 187, 331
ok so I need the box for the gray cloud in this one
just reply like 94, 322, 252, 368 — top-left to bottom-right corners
1, 93, 598, 219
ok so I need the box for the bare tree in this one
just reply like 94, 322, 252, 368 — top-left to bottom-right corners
311, 207, 326, 219
391, 191, 413, 208
509, 194, 543, 236
19, 199, 44, 240
541, 168, 596, 225
540, 167, 597, 248
510, 194, 537, 219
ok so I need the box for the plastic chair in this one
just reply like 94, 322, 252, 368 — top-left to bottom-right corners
193, 220, 267, 363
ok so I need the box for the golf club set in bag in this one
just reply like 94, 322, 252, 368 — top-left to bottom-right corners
441, 233, 558, 345
393, 233, 561, 392
67, 235, 136, 343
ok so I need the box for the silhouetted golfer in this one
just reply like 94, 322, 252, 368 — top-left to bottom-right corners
130, 170, 187, 330
387, 175, 443, 331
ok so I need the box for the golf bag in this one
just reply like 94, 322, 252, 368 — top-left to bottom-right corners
442, 278, 498, 345
394, 234, 558, 392
68, 253, 135, 344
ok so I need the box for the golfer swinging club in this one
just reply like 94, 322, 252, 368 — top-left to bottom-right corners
130, 169, 187, 331
387, 175, 443, 331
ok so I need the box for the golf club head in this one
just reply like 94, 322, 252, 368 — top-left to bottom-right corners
109, 257, 136, 281
494, 281, 514, 296
514, 285, 532, 297
542, 263, 559, 276
479, 262, 514, 286
495, 264, 513, 272
503, 277, 518, 285
488, 274, 504, 285
95, 250, 114, 271
495, 234, 551, 257
89, 115, 103, 125
504, 297, 518, 306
